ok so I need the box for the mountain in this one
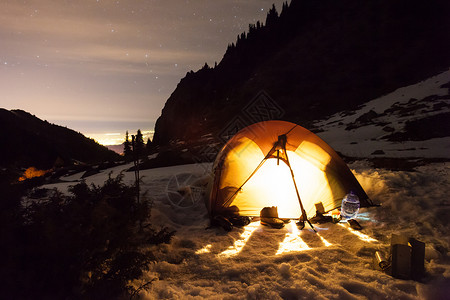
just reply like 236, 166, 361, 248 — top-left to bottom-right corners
152, 0, 450, 147
313, 70, 450, 165
0, 109, 119, 169
106, 144, 125, 155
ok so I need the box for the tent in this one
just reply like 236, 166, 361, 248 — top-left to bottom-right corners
207, 120, 372, 222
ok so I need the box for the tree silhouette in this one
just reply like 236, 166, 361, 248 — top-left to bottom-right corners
123, 130, 132, 160
265, 4, 279, 27
146, 137, 153, 154
135, 129, 145, 159
0, 174, 175, 299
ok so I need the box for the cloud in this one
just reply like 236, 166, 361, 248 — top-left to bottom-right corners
1, 0, 222, 79
0, 0, 287, 134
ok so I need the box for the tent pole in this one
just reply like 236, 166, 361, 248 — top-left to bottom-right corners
221, 132, 314, 233
283, 145, 316, 233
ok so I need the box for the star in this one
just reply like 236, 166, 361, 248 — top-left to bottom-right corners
0, 0, 287, 145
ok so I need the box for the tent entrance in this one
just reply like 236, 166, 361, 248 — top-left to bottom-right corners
231, 157, 302, 218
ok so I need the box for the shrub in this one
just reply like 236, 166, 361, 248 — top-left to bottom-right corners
0, 174, 175, 299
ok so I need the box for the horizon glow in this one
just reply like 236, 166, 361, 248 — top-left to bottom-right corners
1, 0, 286, 139
86, 130, 154, 146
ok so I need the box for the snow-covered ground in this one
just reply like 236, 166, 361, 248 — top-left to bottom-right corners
39, 159, 449, 299
37, 71, 450, 299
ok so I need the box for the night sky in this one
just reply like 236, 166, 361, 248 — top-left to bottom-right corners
1, 0, 285, 145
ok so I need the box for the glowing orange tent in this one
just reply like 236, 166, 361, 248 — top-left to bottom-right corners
207, 120, 371, 221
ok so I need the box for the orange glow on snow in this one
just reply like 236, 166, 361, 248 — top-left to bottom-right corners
218, 221, 260, 258
19, 167, 51, 181
276, 220, 311, 255
317, 233, 333, 247
338, 223, 378, 243
195, 244, 212, 254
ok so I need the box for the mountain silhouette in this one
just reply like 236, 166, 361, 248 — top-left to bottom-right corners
0, 109, 119, 169
152, 0, 450, 146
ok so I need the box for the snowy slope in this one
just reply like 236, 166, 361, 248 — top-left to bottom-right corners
314, 69, 450, 159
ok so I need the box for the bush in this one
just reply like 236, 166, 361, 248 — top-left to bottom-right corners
0, 174, 175, 299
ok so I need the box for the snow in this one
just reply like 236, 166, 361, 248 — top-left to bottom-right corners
148, 162, 448, 300
314, 69, 450, 159
36, 71, 450, 299
38, 159, 449, 299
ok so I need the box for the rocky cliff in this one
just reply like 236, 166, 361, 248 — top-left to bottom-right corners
153, 0, 450, 146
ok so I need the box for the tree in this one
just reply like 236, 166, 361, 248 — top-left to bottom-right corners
146, 137, 153, 154
256, 20, 262, 30
0, 175, 175, 299
281, 1, 289, 16
201, 62, 210, 70
123, 130, 132, 160
134, 129, 145, 159
265, 4, 279, 27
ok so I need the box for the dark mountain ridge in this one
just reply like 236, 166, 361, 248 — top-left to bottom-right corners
0, 109, 119, 169
153, 0, 450, 146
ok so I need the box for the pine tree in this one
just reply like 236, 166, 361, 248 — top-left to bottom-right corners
201, 62, 209, 70
123, 131, 132, 160
135, 129, 145, 159
265, 4, 279, 27
256, 20, 262, 30
146, 137, 153, 154
281, 1, 289, 16
249, 23, 256, 35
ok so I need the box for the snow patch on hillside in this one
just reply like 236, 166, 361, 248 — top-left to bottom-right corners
315, 69, 450, 158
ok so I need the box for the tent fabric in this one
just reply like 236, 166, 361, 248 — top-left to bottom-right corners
208, 120, 371, 219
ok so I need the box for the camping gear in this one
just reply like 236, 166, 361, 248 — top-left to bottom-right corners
347, 219, 363, 230
260, 206, 279, 218
310, 211, 333, 224
260, 206, 285, 229
373, 251, 390, 271
340, 191, 360, 220
315, 202, 326, 214
261, 218, 285, 229
390, 234, 425, 280
212, 215, 233, 232
331, 210, 341, 223
309, 202, 333, 224
207, 120, 372, 228
391, 244, 411, 279
228, 216, 252, 227
409, 238, 425, 280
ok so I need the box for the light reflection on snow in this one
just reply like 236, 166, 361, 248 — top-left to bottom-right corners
354, 211, 375, 222
209, 220, 376, 259
338, 223, 378, 243
195, 244, 212, 254
217, 221, 260, 258
317, 233, 333, 247
275, 221, 311, 255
